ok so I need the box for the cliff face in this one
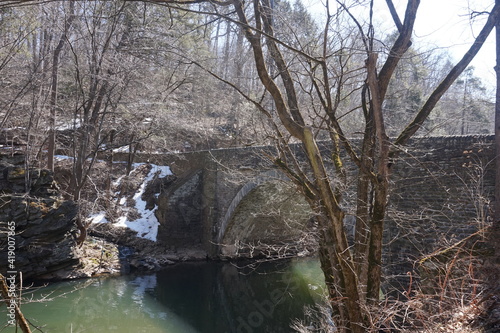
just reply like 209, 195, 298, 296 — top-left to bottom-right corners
0, 155, 80, 280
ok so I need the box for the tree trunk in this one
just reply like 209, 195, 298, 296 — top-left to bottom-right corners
492, 0, 500, 279
47, 1, 75, 171
495, 0, 500, 225
317, 219, 348, 328
302, 129, 367, 332
354, 117, 375, 297
365, 51, 392, 302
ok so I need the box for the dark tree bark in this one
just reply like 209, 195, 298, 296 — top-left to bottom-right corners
47, 1, 75, 172
495, 0, 500, 225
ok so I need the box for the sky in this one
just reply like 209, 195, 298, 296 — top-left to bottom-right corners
305, 0, 496, 88
401, 0, 496, 87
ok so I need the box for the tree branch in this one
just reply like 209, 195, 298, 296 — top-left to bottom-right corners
232, 0, 305, 140
395, 2, 500, 147
377, 0, 420, 101
385, 0, 403, 32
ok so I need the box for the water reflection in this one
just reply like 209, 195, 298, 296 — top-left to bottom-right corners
1, 258, 323, 333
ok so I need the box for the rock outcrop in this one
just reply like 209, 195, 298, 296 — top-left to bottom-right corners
0, 154, 80, 280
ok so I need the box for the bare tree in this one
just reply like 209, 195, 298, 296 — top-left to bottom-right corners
495, 0, 500, 225
1, 0, 497, 330
46, 0, 76, 171
152, 0, 500, 331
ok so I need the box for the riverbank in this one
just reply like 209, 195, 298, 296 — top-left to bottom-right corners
63, 219, 314, 281
44, 223, 210, 281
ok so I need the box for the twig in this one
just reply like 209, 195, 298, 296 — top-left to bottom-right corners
0, 274, 32, 333
418, 227, 487, 265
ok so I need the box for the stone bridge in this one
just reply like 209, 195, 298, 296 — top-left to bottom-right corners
121, 135, 496, 282
125, 143, 309, 257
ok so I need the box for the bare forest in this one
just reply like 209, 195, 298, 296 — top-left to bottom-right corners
1, 0, 499, 332
0, 1, 494, 160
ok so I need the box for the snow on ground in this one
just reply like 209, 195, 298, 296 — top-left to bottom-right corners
112, 145, 130, 153
91, 163, 172, 242
55, 118, 81, 130
55, 155, 74, 161
55, 154, 173, 241
90, 212, 108, 224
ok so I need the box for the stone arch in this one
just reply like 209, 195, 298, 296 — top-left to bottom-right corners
217, 170, 314, 257
216, 169, 289, 243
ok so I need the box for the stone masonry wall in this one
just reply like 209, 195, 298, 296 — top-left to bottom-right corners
385, 135, 495, 291
121, 135, 496, 273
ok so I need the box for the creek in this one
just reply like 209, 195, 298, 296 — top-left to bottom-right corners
2, 258, 324, 333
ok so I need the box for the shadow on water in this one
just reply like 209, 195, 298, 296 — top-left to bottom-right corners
0, 258, 323, 333
153, 259, 322, 333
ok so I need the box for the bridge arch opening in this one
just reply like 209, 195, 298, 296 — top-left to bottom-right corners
218, 174, 315, 258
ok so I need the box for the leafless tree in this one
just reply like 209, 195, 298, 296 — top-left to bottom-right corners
1, 0, 497, 330
148, 1, 500, 331
46, 0, 76, 171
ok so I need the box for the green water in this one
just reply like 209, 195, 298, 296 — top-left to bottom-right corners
1, 258, 324, 333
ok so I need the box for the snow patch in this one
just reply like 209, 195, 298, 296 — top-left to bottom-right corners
55, 118, 81, 130
55, 155, 74, 161
90, 212, 109, 224
112, 145, 130, 153
93, 163, 172, 242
